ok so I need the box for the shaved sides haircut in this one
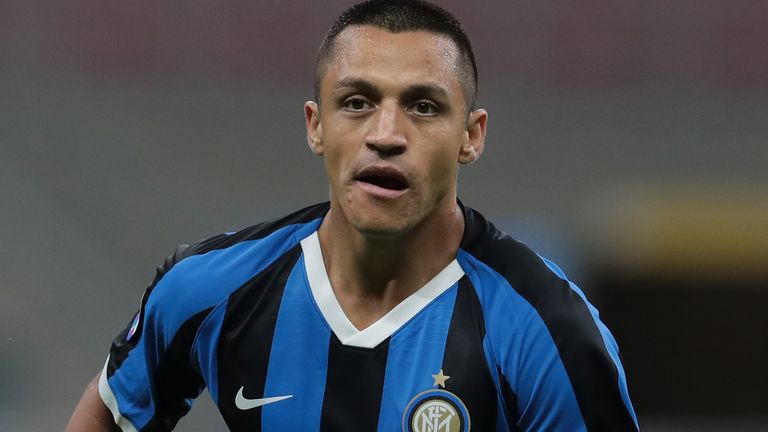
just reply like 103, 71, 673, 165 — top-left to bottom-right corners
314, 0, 479, 111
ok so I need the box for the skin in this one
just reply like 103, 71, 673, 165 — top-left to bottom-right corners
67, 24, 488, 431
305, 25, 487, 329
65, 373, 120, 432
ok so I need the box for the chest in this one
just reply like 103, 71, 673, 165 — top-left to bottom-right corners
196, 262, 500, 431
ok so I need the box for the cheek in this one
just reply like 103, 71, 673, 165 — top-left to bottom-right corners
435, 157, 458, 185
431, 134, 462, 173
423, 145, 460, 189
322, 140, 356, 186
321, 146, 342, 183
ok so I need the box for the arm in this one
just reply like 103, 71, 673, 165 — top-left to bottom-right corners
81, 239, 224, 431
66, 373, 120, 432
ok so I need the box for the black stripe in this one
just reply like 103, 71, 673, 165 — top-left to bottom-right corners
216, 246, 302, 432
222, 202, 329, 248
441, 277, 497, 431
497, 365, 521, 431
106, 240, 216, 376
107, 202, 330, 375
461, 205, 638, 431
142, 308, 212, 431
320, 334, 389, 432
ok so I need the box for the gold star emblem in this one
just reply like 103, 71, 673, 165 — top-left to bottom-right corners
432, 369, 450, 388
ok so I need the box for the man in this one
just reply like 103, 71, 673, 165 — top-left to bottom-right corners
67, 1, 639, 431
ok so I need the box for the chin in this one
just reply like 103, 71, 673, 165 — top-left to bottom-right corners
350, 217, 414, 240
335, 189, 427, 239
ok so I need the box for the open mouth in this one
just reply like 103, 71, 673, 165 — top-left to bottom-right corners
357, 174, 408, 191
354, 166, 410, 192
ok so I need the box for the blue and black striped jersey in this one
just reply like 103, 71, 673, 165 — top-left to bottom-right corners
99, 202, 639, 431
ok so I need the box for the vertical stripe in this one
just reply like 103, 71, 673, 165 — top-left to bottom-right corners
479, 334, 520, 432
441, 277, 498, 431
192, 300, 229, 405
108, 202, 326, 376
376, 285, 458, 431
216, 246, 302, 432
105, 218, 323, 419
496, 364, 521, 431
261, 255, 332, 430
106, 308, 209, 430
461, 206, 639, 431
101, 204, 328, 430
142, 309, 211, 431
461, 250, 587, 431
99, 357, 140, 432
320, 335, 389, 431
540, 256, 638, 427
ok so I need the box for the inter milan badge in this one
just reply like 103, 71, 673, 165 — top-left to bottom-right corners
402, 369, 470, 432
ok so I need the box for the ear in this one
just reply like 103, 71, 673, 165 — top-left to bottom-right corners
458, 108, 487, 165
304, 101, 324, 156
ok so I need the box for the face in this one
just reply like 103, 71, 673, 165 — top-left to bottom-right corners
305, 25, 487, 239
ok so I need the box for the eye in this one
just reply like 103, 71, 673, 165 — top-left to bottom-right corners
342, 96, 373, 112
410, 100, 439, 116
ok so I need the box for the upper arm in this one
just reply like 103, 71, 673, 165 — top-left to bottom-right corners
494, 279, 639, 432
98, 241, 223, 431
66, 373, 121, 432
460, 249, 638, 431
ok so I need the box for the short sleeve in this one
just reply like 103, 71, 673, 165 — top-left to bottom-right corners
98, 241, 217, 432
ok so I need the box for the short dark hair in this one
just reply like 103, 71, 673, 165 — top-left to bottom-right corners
314, 0, 478, 111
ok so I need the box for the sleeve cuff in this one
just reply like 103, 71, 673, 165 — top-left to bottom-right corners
98, 355, 140, 432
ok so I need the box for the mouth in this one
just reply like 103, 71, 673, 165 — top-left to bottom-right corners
357, 174, 408, 191
354, 166, 410, 195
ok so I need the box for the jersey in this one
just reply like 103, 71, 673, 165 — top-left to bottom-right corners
98, 202, 639, 432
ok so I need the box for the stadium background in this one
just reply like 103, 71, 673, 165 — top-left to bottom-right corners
1, 0, 766, 430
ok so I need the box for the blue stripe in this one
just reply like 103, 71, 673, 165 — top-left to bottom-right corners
150, 219, 321, 344
261, 254, 331, 430
107, 339, 155, 428
538, 256, 639, 429
107, 218, 322, 429
457, 250, 587, 431
481, 335, 512, 432
456, 274, 516, 431
192, 299, 229, 405
376, 284, 458, 431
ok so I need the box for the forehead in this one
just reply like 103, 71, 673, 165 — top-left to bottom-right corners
322, 25, 463, 95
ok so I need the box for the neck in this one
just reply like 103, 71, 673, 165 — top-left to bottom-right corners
317, 197, 465, 329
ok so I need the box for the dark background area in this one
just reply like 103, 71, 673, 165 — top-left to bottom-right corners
1, 1, 766, 430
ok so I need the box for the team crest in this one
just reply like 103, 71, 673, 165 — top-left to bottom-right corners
402, 370, 470, 432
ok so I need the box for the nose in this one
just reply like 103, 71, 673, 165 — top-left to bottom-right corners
365, 102, 407, 156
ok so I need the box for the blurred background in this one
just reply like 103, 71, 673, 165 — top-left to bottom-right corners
1, 0, 766, 430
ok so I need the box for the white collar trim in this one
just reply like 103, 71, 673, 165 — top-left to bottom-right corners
300, 231, 464, 349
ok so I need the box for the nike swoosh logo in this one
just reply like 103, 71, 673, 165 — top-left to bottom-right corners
235, 386, 293, 410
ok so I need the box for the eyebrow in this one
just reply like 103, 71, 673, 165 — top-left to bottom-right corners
333, 77, 381, 99
400, 83, 449, 103
333, 77, 450, 102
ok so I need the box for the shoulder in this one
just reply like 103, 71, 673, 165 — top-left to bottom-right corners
458, 206, 638, 431
142, 202, 329, 333
457, 204, 609, 358
458, 205, 568, 306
